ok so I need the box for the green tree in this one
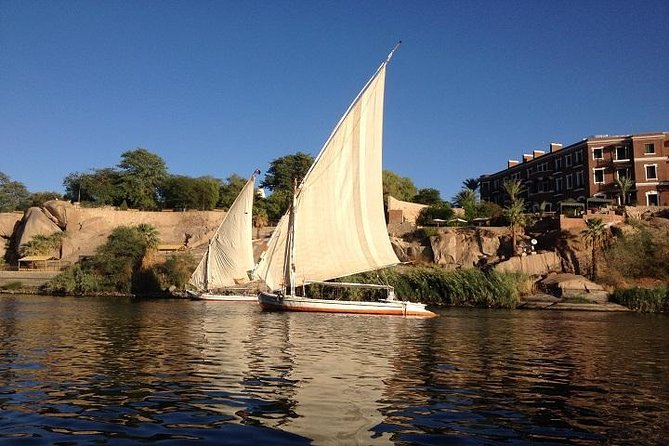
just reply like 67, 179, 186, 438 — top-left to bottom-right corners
254, 192, 288, 223
0, 172, 31, 212
29, 191, 63, 207
416, 203, 454, 226
218, 174, 247, 208
94, 225, 153, 293
260, 152, 314, 194
615, 176, 634, 206
159, 175, 198, 210
192, 176, 220, 210
160, 175, 219, 210
117, 148, 167, 210
63, 168, 122, 206
412, 188, 443, 205
582, 218, 607, 279
259, 152, 314, 217
382, 170, 417, 202
502, 179, 526, 255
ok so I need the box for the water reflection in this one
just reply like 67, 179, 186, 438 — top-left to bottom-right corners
1, 296, 668, 445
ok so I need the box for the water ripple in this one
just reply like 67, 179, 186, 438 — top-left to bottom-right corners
1, 296, 668, 444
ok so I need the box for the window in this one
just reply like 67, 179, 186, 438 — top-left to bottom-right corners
593, 168, 605, 184
566, 174, 573, 189
644, 143, 655, 154
616, 168, 629, 180
555, 177, 563, 193
541, 180, 550, 192
615, 146, 629, 160
575, 150, 583, 164
565, 154, 572, 167
555, 158, 562, 170
575, 171, 584, 187
593, 147, 603, 160
645, 164, 658, 180
647, 191, 659, 206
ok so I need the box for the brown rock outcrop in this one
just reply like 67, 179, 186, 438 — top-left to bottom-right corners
494, 251, 563, 276
429, 227, 507, 269
16, 207, 63, 255
0, 213, 22, 260
42, 199, 79, 230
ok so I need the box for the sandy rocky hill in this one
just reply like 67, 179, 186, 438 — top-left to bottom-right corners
0, 200, 228, 264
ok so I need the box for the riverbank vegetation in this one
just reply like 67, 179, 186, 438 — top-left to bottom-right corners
44, 224, 196, 296
610, 286, 669, 313
308, 266, 533, 309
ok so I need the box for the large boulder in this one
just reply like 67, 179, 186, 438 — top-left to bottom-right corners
42, 199, 80, 230
0, 213, 22, 239
495, 251, 563, 276
0, 213, 23, 260
16, 207, 63, 255
541, 273, 608, 302
429, 227, 506, 270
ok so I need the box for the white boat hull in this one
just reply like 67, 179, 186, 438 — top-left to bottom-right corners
187, 291, 258, 302
258, 292, 436, 317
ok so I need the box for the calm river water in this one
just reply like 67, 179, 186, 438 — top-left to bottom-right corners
1, 295, 668, 445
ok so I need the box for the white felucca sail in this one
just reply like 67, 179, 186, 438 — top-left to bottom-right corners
189, 173, 257, 294
256, 55, 400, 290
254, 50, 401, 294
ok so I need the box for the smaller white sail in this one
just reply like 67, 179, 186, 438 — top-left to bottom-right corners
189, 174, 256, 291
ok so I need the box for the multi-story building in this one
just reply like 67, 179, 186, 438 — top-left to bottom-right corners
480, 132, 669, 211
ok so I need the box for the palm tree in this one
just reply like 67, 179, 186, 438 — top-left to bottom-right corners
135, 223, 160, 250
21, 233, 63, 257
462, 177, 480, 192
615, 176, 634, 206
581, 218, 606, 279
502, 179, 526, 255
135, 223, 160, 269
452, 188, 477, 222
253, 208, 269, 239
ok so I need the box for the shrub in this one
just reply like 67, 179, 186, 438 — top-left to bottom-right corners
154, 252, 198, 291
604, 224, 669, 282
1, 281, 24, 290
610, 286, 669, 312
93, 225, 156, 293
43, 264, 100, 295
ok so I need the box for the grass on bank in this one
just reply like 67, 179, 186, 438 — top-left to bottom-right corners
0, 281, 24, 291
307, 266, 533, 309
610, 286, 669, 313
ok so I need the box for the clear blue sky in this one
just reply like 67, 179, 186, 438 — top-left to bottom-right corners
2, 0, 667, 200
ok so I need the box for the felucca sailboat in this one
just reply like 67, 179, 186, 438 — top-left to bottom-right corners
254, 44, 436, 317
188, 171, 260, 301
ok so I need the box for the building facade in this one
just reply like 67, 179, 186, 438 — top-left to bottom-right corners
480, 132, 669, 210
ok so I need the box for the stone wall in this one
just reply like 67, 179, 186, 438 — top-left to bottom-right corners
387, 196, 428, 225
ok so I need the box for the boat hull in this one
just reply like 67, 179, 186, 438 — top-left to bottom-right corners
187, 291, 258, 302
258, 292, 436, 317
